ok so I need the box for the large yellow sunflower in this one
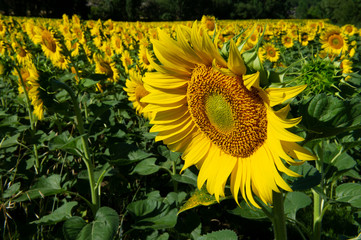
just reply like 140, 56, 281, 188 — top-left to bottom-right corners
142, 22, 316, 208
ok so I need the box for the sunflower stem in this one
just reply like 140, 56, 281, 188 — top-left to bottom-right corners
53, 80, 99, 215
14, 64, 40, 174
272, 191, 287, 240
312, 140, 325, 240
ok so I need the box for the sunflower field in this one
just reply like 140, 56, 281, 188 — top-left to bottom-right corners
0, 14, 361, 240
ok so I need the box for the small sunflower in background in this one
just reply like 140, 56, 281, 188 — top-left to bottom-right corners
94, 53, 119, 84
12, 42, 33, 65
281, 34, 294, 48
0, 20, 6, 37
15, 63, 45, 120
320, 27, 348, 56
260, 43, 280, 63
121, 50, 133, 73
33, 28, 63, 64
200, 15, 216, 35
340, 58, 353, 81
341, 24, 357, 36
111, 34, 124, 55
137, 45, 154, 72
141, 22, 315, 208
123, 69, 152, 120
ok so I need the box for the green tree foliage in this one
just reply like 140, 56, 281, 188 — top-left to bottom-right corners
0, 0, 360, 27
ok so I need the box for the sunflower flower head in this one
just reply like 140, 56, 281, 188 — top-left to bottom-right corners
15, 63, 45, 120
124, 69, 152, 120
320, 28, 348, 56
142, 22, 316, 208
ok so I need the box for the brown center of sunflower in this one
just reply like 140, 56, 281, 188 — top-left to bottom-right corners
187, 64, 267, 158
267, 49, 276, 57
135, 85, 149, 108
99, 61, 113, 77
329, 34, 343, 49
42, 32, 57, 53
18, 47, 27, 57
345, 26, 352, 33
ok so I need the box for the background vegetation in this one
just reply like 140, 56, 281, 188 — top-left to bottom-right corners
0, 0, 361, 27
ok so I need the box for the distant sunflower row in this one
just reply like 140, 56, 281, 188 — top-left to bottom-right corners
0, 14, 359, 120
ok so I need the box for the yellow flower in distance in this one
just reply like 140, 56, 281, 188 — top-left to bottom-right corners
16, 64, 44, 120
320, 28, 348, 56
34, 28, 62, 63
124, 69, 152, 120
261, 43, 280, 62
142, 22, 316, 208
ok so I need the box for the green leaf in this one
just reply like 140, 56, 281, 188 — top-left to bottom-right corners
31, 201, 78, 225
288, 162, 321, 191
2, 182, 21, 199
14, 174, 65, 202
79, 78, 99, 88
63, 216, 87, 240
316, 142, 356, 172
127, 199, 177, 229
0, 133, 20, 149
299, 94, 361, 138
178, 186, 223, 214
131, 158, 160, 175
284, 192, 312, 219
336, 183, 361, 208
48, 131, 83, 156
172, 168, 198, 187
76, 207, 119, 240
227, 201, 267, 220
158, 145, 181, 161
197, 229, 238, 240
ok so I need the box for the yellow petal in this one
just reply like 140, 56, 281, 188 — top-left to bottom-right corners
227, 39, 247, 76
266, 85, 307, 107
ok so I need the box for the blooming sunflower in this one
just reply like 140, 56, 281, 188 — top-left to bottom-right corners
142, 22, 316, 208
137, 45, 154, 72
281, 34, 294, 48
94, 54, 119, 83
124, 69, 152, 119
33, 28, 62, 63
341, 24, 357, 36
16, 64, 44, 120
0, 20, 6, 38
320, 28, 348, 56
261, 43, 280, 63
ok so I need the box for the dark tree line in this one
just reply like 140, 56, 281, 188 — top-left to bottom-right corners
0, 0, 360, 27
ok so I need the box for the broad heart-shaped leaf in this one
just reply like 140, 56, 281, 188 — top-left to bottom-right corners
75, 207, 119, 240
315, 142, 356, 172
14, 174, 65, 202
178, 186, 224, 214
48, 131, 83, 156
197, 229, 238, 240
127, 199, 177, 230
336, 183, 361, 208
284, 192, 312, 220
31, 201, 78, 225
227, 201, 267, 220
0, 133, 20, 148
172, 168, 198, 187
63, 216, 87, 240
130, 158, 161, 175
287, 162, 321, 191
298, 94, 361, 139
2, 182, 21, 199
